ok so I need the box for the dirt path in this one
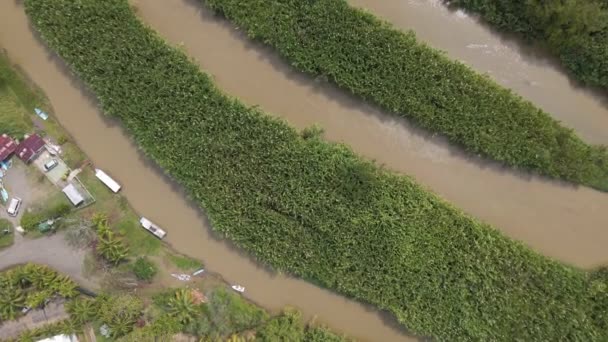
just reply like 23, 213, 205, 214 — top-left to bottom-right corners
0, 232, 92, 288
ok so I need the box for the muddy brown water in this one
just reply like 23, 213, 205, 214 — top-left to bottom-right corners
348, 0, 608, 146
1, 0, 608, 341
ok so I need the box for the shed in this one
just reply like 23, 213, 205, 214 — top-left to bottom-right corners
15, 134, 45, 163
61, 183, 84, 206
0, 134, 17, 162
37, 334, 79, 342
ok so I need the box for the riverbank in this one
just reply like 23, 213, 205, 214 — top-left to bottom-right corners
0, 1, 418, 341
23, 0, 608, 340
132, 0, 608, 268
0, 34, 351, 342
348, 0, 608, 146
202, 0, 608, 191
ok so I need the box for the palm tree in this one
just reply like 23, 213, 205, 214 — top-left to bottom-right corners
67, 298, 98, 325
0, 285, 26, 320
168, 289, 198, 325
98, 228, 129, 265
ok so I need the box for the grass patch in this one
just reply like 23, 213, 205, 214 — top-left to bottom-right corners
116, 214, 161, 255
168, 253, 201, 271
24, 0, 608, 340
203, 0, 608, 190
0, 219, 14, 249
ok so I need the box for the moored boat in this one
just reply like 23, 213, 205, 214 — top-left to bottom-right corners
139, 217, 167, 239
231, 285, 245, 293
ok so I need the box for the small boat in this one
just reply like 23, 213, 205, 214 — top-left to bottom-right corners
95, 168, 121, 193
139, 217, 167, 239
231, 285, 245, 293
192, 269, 205, 276
171, 273, 191, 282
34, 108, 48, 120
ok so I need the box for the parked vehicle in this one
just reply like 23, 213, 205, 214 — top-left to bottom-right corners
7, 197, 22, 217
139, 217, 167, 239
43, 159, 58, 171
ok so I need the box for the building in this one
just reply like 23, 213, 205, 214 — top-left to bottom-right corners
37, 334, 79, 342
0, 134, 17, 163
61, 183, 84, 207
15, 134, 45, 163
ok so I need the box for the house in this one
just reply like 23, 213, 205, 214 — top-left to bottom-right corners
15, 134, 45, 164
37, 334, 79, 342
0, 134, 17, 163
61, 183, 84, 207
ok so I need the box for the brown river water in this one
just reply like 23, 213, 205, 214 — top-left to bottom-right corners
0, 0, 607, 341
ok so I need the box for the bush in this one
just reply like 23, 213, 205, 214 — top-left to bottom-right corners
132, 257, 157, 281
20, 201, 72, 231
203, 0, 608, 191
447, 0, 608, 91
24, 1, 608, 340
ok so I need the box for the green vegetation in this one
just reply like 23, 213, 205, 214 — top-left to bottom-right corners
202, 0, 608, 191
448, 0, 608, 91
20, 199, 71, 231
24, 0, 608, 340
0, 52, 36, 137
256, 309, 348, 342
10, 319, 81, 342
0, 264, 77, 321
93, 214, 130, 265
132, 257, 157, 281
0, 218, 15, 249
168, 253, 202, 271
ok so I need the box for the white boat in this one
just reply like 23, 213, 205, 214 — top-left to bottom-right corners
231, 285, 245, 293
192, 269, 205, 276
139, 217, 167, 239
95, 168, 121, 193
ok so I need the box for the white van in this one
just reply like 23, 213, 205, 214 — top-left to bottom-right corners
7, 197, 22, 217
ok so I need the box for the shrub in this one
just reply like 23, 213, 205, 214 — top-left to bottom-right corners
203, 0, 608, 191
132, 257, 157, 281
24, 0, 608, 340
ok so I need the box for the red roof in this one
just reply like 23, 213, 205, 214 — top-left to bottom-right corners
16, 134, 45, 163
0, 134, 17, 161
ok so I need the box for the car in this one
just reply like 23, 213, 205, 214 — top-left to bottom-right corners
43, 159, 58, 172
7, 197, 22, 217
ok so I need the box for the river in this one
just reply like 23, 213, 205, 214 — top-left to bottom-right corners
348, 0, 608, 146
0, 0, 607, 341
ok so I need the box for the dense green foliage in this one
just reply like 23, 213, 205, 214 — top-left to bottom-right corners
94, 215, 129, 265
153, 287, 267, 338
0, 264, 77, 321
25, 0, 608, 340
448, 0, 608, 91
132, 257, 157, 281
256, 309, 348, 342
202, 0, 608, 191
20, 201, 71, 231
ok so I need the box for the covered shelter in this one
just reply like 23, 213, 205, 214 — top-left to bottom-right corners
15, 133, 45, 163
37, 334, 79, 342
0, 134, 17, 162
61, 183, 84, 206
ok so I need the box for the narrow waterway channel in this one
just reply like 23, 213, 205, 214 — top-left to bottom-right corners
348, 0, 608, 146
1, 1, 607, 341
0, 2, 416, 341
131, 0, 608, 268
